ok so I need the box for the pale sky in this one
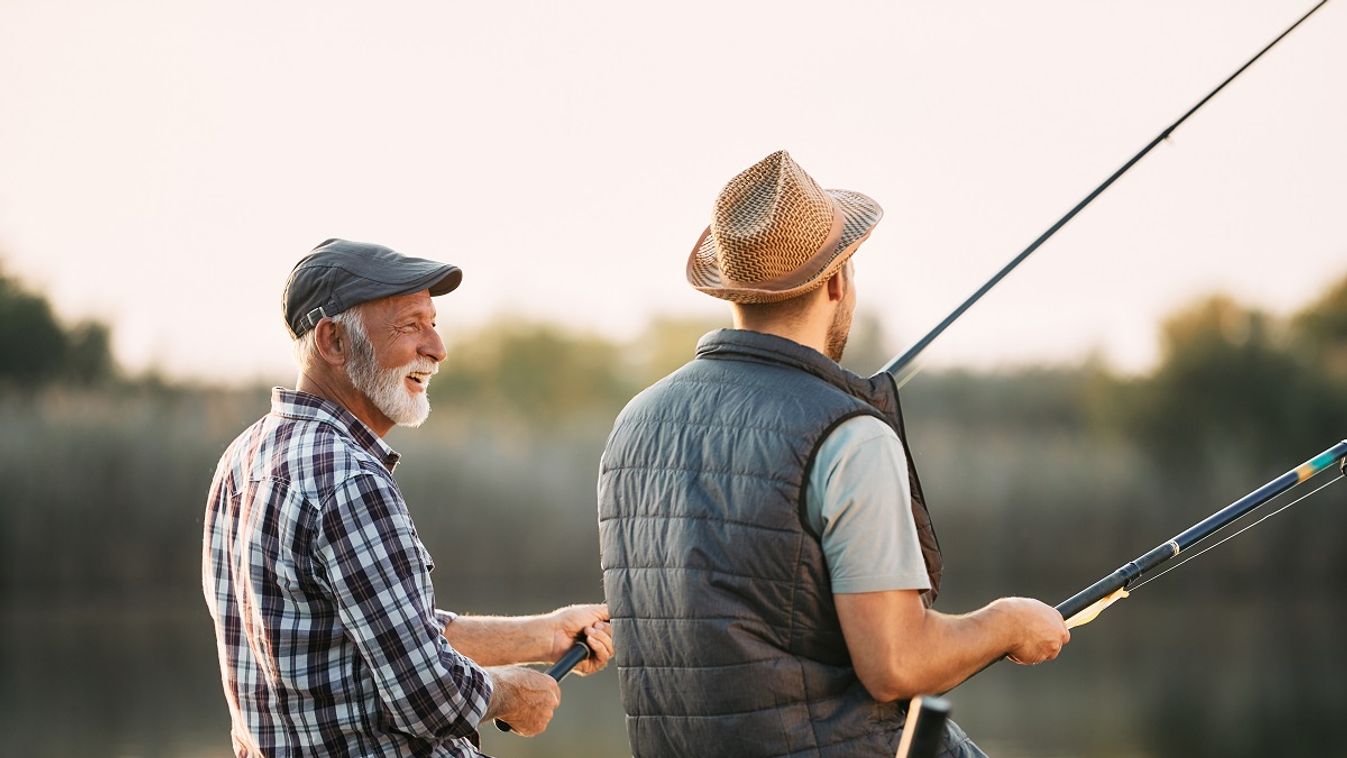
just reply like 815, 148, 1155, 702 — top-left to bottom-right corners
1, 0, 1343, 382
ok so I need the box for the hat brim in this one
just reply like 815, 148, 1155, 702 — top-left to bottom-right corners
686, 189, 883, 304
423, 265, 463, 297
379, 261, 462, 300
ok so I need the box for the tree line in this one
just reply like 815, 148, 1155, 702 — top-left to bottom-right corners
0, 263, 1344, 610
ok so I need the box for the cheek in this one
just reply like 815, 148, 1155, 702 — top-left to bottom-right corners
378, 338, 419, 369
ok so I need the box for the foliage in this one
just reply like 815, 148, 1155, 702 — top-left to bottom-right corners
1119, 294, 1347, 490
1293, 275, 1347, 378
429, 319, 633, 427
1, 268, 1346, 612
0, 265, 115, 388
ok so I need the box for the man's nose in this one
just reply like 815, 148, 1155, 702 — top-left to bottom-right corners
422, 328, 447, 364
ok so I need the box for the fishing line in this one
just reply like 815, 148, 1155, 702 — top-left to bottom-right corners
1129, 473, 1344, 592
881, 0, 1333, 389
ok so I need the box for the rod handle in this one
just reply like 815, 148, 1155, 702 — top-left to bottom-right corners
494, 641, 591, 734
896, 695, 953, 758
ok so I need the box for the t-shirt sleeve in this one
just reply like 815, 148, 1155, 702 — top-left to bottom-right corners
806, 415, 932, 594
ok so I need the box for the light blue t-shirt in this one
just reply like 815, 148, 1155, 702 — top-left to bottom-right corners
805, 415, 932, 594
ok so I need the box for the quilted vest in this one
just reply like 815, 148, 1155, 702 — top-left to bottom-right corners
598, 329, 943, 757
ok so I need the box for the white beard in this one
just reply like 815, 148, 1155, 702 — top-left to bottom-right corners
345, 327, 436, 428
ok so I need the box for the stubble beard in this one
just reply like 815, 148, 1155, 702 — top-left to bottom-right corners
825, 305, 853, 363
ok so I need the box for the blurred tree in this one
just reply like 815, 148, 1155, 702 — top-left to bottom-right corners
628, 315, 726, 387
1124, 296, 1322, 481
432, 319, 634, 426
1291, 273, 1347, 379
0, 267, 70, 385
1289, 273, 1347, 451
64, 321, 115, 383
0, 264, 115, 387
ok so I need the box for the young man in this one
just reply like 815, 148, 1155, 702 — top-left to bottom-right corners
599, 152, 1069, 757
203, 238, 613, 757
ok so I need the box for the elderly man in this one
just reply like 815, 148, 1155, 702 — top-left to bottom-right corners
203, 238, 613, 757
598, 152, 1070, 757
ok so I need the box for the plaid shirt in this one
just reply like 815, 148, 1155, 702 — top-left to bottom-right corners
203, 388, 492, 757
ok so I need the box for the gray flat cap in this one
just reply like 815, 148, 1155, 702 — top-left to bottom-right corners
282, 238, 463, 339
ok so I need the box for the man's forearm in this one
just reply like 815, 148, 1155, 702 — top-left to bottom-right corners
893, 604, 1014, 696
838, 590, 1066, 702
443, 615, 552, 667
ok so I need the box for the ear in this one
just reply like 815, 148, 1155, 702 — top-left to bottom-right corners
825, 266, 848, 303
311, 318, 348, 367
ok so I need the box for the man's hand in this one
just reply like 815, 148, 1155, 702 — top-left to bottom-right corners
484, 666, 561, 737
994, 597, 1070, 665
545, 603, 614, 676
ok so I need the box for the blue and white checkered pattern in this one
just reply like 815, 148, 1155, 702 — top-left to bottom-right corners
203, 388, 492, 757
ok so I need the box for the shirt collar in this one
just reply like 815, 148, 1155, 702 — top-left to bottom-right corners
269, 387, 402, 471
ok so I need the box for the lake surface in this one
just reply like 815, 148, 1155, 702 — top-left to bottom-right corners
4, 593, 1345, 757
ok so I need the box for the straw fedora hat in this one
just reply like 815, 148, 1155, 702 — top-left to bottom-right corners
686, 150, 883, 303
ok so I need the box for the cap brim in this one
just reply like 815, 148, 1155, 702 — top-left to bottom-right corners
426, 265, 463, 296
396, 262, 462, 298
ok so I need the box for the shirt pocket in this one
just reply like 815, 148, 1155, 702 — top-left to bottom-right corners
415, 539, 436, 574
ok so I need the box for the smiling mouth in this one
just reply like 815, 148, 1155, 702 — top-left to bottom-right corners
405, 371, 432, 389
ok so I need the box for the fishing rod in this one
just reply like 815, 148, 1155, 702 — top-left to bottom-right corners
945, 440, 1347, 693
1054, 439, 1347, 628
879, 0, 1332, 388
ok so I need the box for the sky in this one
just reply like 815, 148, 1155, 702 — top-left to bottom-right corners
1, 0, 1343, 382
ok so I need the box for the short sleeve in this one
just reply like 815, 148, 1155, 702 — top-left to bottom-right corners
805, 415, 932, 594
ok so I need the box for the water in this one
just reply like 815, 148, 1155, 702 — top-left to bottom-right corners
4, 592, 1346, 757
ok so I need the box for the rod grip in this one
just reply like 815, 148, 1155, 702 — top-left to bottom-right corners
1055, 569, 1130, 621
896, 695, 953, 758
544, 641, 592, 681
494, 641, 591, 734
1056, 541, 1177, 620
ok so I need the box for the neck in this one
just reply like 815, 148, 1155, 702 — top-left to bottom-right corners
296, 368, 395, 438
731, 311, 832, 359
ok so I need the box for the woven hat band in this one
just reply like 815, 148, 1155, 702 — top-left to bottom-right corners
713, 206, 845, 291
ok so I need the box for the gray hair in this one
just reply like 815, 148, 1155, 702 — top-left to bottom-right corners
292, 305, 368, 373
